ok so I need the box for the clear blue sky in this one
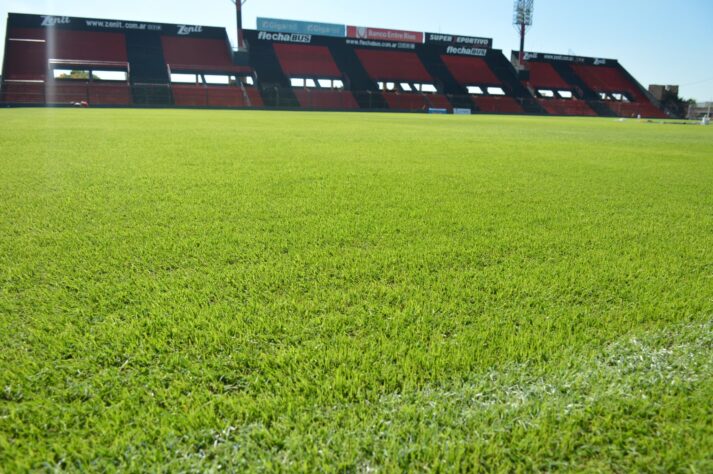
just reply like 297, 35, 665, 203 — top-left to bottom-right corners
2, 0, 712, 101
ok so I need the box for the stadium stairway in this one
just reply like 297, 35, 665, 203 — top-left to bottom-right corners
248, 39, 299, 108
549, 62, 594, 99
585, 99, 617, 117
486, 52, 544, 114
327, 43, 388, 110
415, 49, 474, 111
549, 62, 617, 117
125, 31, 173, 106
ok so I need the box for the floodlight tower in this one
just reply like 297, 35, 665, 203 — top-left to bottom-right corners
228, 0, 248, 50
513, 0, 534, 65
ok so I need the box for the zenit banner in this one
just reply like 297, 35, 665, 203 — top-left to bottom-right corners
346, 26, 423, 44
522, 52, 611, 66
426, 33, 492, 49
257, 17, 345, 38
8, 13, 226, 38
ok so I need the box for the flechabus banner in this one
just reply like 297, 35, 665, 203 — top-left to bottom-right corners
444, 46, 488, 57
257, 17, 345, 38
256, 30, 312, 44
346, 26, 423, 44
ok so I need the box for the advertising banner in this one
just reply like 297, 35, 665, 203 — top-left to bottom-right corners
9, 13, 226, 38
346, 25, 423, 44
257, 17, 345, 38
345, 38, 416, 50
443, 45, 488, 57
522, 51, 611, 66
256, 30, 312, 44
426, 33, 492, 49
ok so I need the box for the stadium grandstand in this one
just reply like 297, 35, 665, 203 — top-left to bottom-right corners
1, 12, 667, 117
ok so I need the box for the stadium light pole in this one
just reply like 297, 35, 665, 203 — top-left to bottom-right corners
513, 0, 534, 65
228, 0, 248, 50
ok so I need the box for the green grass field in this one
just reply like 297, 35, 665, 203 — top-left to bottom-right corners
1, 109, 712, 472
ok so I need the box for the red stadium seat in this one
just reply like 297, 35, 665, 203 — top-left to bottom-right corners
571, 64, 644, 100
1, 82, 45, 103
45, 82, 131, 106
571, 64, 665, 117
46, 82, 89, 104
6, 28, 127, 75
425, 94, 452, 111
206, 87, 243, 107
4, 37, 47, 81
171, 84, 261, 108
162, 36, 251, 74
538, 99, 596, 116
273, 44, 342, 77
52, 30, 128, 63
474, 96, 524, 114
293, 89, 359, 109
245, 88, 264, 107
526, 62, 570, 89
89, 83, 132, 105
207, 86, 260, 108
172, 85, 208, 107
3, 27, 131, 106
607, 102, 667, 119
355, 49, 431, 82
382, 92, 429, 111
441, 56, 500, 85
